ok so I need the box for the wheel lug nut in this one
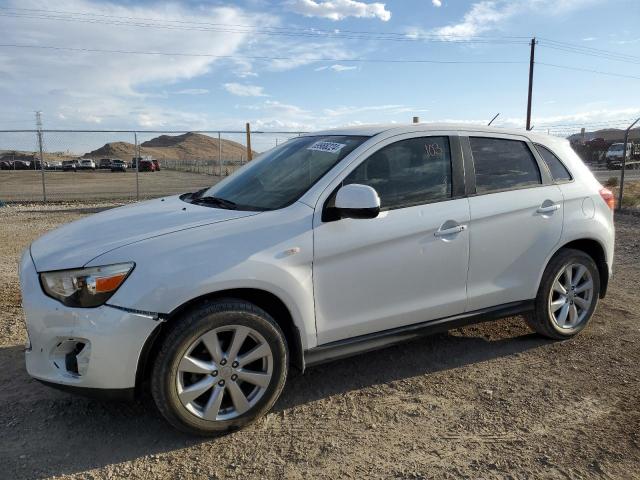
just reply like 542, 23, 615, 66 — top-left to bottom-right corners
211, 370, 218, 377
231, 374, 238, 381
218, 380, 225, 386
220, 359, 227, 366
232, 361, 239, 368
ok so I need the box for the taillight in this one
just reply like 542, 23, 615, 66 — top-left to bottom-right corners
599, 187, 615, 211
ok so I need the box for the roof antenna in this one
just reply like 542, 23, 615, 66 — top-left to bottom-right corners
487, 113, 500, 126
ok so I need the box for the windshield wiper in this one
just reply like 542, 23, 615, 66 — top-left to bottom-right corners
191, 195, 238, 209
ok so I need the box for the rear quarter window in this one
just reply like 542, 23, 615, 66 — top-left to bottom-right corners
535, 144, 572, 183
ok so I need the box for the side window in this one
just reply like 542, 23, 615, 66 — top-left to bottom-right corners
535, 144, 572, 183
344, 136, 452, 210
470, 137, 542, 194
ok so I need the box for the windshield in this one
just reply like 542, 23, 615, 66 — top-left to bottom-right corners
201, 135, 368, 210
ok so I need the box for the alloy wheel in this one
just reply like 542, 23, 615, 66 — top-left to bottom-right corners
176, 325, 273, 421
548, 263, 595, 330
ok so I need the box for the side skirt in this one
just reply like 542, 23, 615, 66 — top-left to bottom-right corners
304, 300, 534, 368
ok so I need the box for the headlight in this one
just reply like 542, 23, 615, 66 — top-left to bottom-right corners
40, 262, 135, 308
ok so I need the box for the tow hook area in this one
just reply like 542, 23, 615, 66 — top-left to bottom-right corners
51, 339, 91, 377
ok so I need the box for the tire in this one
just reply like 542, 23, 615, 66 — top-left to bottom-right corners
151, 299, 288, 435
526, 248, 600, 340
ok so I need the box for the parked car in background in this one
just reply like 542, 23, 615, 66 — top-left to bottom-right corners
79, 159, 96, 170
20, 124, 615, 435
605, 143, 633, 169
12, 160, 31, 170
0, 160, 11, 170
62, 160, 79, 171
47, 161, 63, 171
32, 160, 48, 170
99, 158, 112, 169
152, 159, 161, 171
138, 159, 156, 172
131, 155, 154, 170
110, 159, 127, 172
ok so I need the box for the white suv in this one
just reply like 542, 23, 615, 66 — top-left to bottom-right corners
20, 124, 615, 435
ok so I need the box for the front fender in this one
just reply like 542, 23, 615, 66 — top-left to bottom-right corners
87, 202, 317, 349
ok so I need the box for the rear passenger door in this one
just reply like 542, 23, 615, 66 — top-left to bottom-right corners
464, 134, 563, 311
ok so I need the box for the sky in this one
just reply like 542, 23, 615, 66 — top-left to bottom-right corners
0, 0, 639, 142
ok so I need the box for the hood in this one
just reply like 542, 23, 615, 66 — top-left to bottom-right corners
30, 195, 260, 271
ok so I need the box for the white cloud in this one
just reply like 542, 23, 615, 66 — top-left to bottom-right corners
174, 89, 209, 95
323, 104, 428, 117
432, 0, 601, 39
314, 64, 357, 72
0, 0, 280, 128
286, 0, 391, 21
223, 83, 269, 97
432, 1, 516, 39
432, 0, 442, 7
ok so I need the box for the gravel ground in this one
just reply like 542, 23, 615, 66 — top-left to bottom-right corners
0, 203, 639, 479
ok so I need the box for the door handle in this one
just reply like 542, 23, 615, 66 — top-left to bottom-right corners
536, 204, 560, 214
434, 224, 467, 237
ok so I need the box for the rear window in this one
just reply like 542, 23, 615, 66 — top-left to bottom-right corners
535, 144, 572, 183
470, 137, 541, 194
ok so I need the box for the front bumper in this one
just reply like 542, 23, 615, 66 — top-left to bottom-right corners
20, 248, 160, 390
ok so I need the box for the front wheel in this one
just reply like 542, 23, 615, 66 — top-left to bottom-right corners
151, 299, 288, 435
527, 248, 600, 339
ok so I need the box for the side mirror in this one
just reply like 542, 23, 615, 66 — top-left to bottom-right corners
334, 184, 381, 219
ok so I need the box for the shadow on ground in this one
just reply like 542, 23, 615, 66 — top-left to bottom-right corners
0, 321, 549, 479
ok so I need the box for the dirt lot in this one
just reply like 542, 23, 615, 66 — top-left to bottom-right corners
0, 203, 639, 479
0, 170, 219, 202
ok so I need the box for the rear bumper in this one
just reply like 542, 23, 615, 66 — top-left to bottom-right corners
20, 248, 160, 391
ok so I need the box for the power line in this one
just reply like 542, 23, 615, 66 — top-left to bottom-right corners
538, 42, 640, 65
0, 10, 529, 44
0, 6, 531, 42
537, 62, 640, 81
0, 43, 528, 64
2, 43, 637, 81
537, 37, 640, 62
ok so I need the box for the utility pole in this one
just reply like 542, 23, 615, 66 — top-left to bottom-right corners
526, 37, 537, 131
218, 131, 222, 176
618, 117, 640, 210
134, 132, 140, 201
35, 111, 47, 203
245, 122, 253, 162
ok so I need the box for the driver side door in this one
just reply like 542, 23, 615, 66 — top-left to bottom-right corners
312, 133, 471, 344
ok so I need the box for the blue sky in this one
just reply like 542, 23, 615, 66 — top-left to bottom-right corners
0, 0, 639, 139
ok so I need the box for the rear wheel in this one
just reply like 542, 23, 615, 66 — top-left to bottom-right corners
527, 249, 600, 339
151, 299, 288, 435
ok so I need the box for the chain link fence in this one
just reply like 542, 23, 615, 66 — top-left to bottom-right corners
0, 130, 304, 203
544, 120, 640, 209
2, 126, 639, 206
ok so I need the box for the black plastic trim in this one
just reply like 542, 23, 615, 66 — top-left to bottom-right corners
336, 206, 381, 220
35, 379, 136, 401
304, 300, 535, 367
460, 136, 476, 195
450, 135, 466, 198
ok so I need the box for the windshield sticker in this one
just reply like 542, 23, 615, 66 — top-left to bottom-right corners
307, 141, 347, 154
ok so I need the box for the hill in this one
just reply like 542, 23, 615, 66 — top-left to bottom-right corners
85, 132, 254, 161
568, 127, 640, 143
